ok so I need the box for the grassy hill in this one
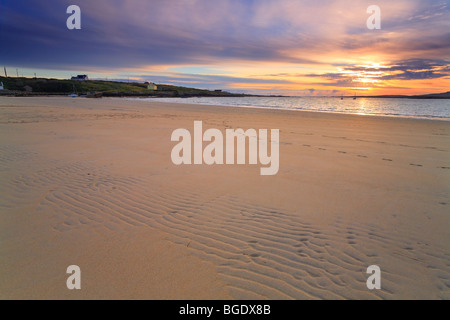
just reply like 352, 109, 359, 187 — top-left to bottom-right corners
0, 76, 246, 97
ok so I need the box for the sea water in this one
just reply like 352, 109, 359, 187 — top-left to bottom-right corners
132, 96, 450, 120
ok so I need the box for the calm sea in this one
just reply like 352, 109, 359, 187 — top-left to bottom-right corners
134, 96, 450, 120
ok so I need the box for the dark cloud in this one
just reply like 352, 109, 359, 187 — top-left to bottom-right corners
304, 59, 450, 85
381, 71, 447, 80
384, 59, 449, 72
1, 0, 449, 71
0, 0, 322, 69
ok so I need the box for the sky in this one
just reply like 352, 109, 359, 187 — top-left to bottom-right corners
0, 0, 449, 96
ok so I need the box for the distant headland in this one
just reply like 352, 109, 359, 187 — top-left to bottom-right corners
0, 76, 252, 98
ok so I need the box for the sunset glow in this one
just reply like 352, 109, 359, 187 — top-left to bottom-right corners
1, 0, 449, 96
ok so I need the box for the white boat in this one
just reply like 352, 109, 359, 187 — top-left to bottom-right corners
68, 84, 78, 97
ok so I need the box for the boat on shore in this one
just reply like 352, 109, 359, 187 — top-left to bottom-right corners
68, 84, 78, 97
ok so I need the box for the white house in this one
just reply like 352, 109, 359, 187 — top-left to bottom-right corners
145, 81, 158, 91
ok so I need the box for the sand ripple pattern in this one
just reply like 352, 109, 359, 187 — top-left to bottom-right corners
1, 146, 449, 299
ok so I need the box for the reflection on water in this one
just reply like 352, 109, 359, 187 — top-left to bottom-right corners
356, 99, 368, 115
133, 96, 450, 120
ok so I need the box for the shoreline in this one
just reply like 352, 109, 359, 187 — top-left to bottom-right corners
3, 95, 443, 124
119, 97, 450, 122
1, 94, 449, 121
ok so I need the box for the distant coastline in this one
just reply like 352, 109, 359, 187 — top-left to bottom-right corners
0, 76, 253, 98
354, 92, 450, 99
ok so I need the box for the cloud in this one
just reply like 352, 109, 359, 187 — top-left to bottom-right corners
1, 0, 449, 95
101, 71, 297, 92
303, 59, 450, 87
2, 0, 449, 69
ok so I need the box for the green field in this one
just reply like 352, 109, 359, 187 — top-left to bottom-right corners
0, 76, 245, 97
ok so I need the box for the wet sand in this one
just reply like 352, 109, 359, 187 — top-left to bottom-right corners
0, 97, 448, 299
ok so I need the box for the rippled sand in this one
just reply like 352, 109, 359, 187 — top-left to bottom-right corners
0, 97, 448, 299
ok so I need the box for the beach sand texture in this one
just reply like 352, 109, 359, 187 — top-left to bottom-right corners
0, 97, 449, 299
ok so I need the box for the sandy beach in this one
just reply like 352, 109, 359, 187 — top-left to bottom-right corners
0, 96, 448, 300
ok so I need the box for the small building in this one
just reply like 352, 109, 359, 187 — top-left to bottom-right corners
24, 85, 33, 92
0, 82, 4, 90
71, 75, 89, 81
145, 82, 157, 91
